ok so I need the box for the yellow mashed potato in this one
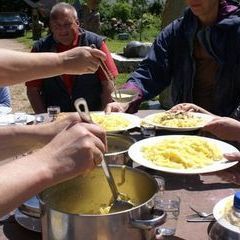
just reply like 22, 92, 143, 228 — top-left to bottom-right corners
151, 112, 204, 128
91, 113, 130, 131
141, 136, 222, 169
223, 198, 240, 227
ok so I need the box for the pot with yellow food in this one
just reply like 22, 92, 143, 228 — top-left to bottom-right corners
39, 166, 166, 240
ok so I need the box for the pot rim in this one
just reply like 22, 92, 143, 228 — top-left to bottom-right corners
105, 133, 136, 156
38, 165, 158, 217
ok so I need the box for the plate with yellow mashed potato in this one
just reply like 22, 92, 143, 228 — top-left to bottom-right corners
142, 112, 214, 131
128, 135, 238, 174
91, 112, 141, 132
213, 194, 240, 234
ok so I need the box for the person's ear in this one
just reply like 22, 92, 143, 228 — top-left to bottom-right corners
76, 19, 80, 26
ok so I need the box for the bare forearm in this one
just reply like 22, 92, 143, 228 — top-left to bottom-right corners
0, 47, 106, 86
0, 151, 52, 216
0, 115, 80, 160
0, 124, 53, 160
0, 49, 61, 86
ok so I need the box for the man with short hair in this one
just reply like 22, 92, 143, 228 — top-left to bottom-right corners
26, 2, 118, 113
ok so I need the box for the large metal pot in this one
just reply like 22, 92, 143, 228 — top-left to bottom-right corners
105, 134, 136, 166
39, 166, 165, 240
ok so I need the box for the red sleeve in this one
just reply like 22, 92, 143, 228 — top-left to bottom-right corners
25, 47, 43, 88
96, 41, 118, 81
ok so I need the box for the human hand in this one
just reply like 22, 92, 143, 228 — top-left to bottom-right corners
203, 117, 240, 142
38, 113, 80, 143
224, 152, 240, 161
59, 46, 106, 75
38, 121, 106, 185
105, 102, 129, 113
170, 103, 212, 115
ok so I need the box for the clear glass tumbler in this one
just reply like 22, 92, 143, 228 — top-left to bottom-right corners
141, 122, 156, 138
155, 192, 180, 237
47, 106, 60, 121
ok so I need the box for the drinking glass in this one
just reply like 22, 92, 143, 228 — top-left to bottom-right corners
153, 175, 165, 194
47, 106, 60, 121
155, 192, 180, 237
141, 123, 156, 138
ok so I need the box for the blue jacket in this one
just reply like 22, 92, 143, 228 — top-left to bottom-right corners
128, 5, 240, 118
0, 87, 11, 107
33, 29, 104, 112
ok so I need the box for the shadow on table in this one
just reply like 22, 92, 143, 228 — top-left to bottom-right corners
138, 167, 240, 192
2, 215, 41, 240
156, 236, 186, 240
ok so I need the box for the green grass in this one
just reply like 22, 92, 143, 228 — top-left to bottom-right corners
105, 39, 129, 53
17, 30, 48, 48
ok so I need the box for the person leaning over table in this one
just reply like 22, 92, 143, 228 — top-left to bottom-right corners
0, 46, 107, 217
105, 0, 240, 120
26, 2, 118, 114
203, 117, 240, 161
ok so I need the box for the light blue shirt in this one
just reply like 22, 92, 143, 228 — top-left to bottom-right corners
0, 87, 11, 107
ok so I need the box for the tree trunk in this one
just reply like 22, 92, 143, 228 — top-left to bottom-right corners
158, 0, 186, 109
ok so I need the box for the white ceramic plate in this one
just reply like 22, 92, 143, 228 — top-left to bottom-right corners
0, 106, 12, 114
213, 194, 240, 234
128, 135, 238, 175
91, 112, 140, 133
142, 112, 214, 131
0, 114, 35, 126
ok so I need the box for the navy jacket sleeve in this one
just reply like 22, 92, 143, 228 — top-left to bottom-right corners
127, 22, 176, 101
0, 87, 11, 107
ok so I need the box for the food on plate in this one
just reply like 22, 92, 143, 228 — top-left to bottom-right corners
141, 136, 222, 169
147, 112, 204, 128
91, 113, 130, 131
222, 198, 240, 227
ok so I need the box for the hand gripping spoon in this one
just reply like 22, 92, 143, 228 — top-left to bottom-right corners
74, 98, 134, 213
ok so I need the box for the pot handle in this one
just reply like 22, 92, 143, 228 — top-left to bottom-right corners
130, 209, 166, 230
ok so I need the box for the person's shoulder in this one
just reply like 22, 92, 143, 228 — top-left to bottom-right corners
81, 29, 105, 48
33, 34, 55, 50
84, 29, 105, 40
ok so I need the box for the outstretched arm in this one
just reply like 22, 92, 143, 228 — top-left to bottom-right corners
0, 47, 106, 86
203, 117, 240, 142
0, 121, 106, 216
0, 113, 79, 160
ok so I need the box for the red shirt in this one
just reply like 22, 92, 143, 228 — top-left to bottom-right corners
26, 32, 118, 96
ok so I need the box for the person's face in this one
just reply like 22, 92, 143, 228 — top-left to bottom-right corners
50, 9, 79, 46
185, 0, 219, 20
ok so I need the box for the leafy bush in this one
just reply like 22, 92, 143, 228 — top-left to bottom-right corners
111, 2, 132, 22
148, 1, 164, 15
98, 0, 113, 21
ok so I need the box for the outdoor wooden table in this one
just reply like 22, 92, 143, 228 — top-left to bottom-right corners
0, 110, 239, 240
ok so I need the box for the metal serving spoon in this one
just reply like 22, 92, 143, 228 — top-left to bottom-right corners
189, 206, 213, 218
74, 98, 134, 213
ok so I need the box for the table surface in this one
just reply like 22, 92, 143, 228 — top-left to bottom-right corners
0, 110, 239, 240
